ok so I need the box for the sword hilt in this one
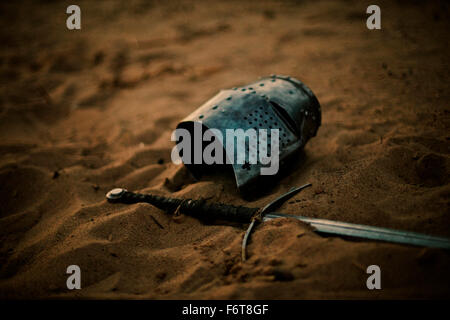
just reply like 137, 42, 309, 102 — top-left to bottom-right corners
106, 184, 312, 262
106, 188, 258, 223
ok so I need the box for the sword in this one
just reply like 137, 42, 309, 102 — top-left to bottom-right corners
106, 185, 450, 261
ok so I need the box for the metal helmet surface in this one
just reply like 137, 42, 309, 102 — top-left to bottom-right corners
175, 75, 321, 193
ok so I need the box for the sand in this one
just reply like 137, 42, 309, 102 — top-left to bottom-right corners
0, 0, 449, 299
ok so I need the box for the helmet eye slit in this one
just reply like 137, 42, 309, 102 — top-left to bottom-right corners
268, 101, 298, 136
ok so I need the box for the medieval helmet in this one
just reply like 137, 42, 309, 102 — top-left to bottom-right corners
174, 74, 321, 193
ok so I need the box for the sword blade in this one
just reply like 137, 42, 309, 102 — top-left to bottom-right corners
264, 213, 450, 249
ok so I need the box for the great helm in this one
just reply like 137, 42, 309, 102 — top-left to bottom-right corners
175, 75, 321, 194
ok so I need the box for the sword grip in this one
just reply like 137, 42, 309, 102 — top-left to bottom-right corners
109, 190, 257, 223
181, 200, 258, 223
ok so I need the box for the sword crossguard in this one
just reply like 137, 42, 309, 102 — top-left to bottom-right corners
241, 183, 312, 261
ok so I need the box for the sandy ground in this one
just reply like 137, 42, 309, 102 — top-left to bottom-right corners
0, 0, 449, 299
